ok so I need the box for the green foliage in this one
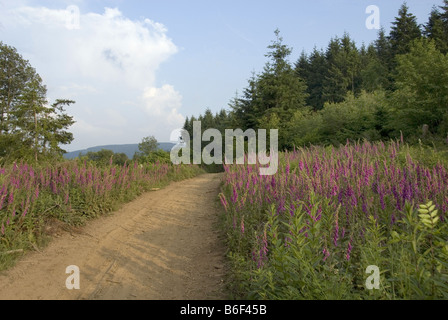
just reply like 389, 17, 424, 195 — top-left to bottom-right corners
80, 149, 129, 166
227, 29, 309, 150
229, 75, 263, 131
287, 91, 390, 147
192, 1, 448, 149
387, 201, 448, 299
132, 136, 174, 164
425, 5, 448, 54
396, 142, 448, 168
295, 48, 327, 111
136, 149, 171, 164
389, 38, 448, 138
222, 180, 448, 299
361, 43, 390, 92
320, 91, 387, 143
248, 198, 359, 300
192, 1, 448, 150
389, 3, 422, 57
0, 42, 75, 163
256, 29, 308, 119
322, 33, 362, 103
372, 27, 394, 91
220, 142, 448, 300
282, 107, 324, 147
136, 135, 159, 158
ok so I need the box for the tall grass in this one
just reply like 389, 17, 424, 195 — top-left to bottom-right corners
219, 140, 448, 299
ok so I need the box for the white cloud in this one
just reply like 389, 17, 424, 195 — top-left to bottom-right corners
104, 109, 128, 127
58, 83, 98, 95
3, 6, 178, 87
143, 85, 182, 117
0, 3, 184, 150
141, 84, 185, 135
70, 118, 120, 148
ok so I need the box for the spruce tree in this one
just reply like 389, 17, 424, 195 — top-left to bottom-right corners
389, 3, 422, 57
440, 0, 448, 25
322, 33, 361, 103
228, 73, 261, 131
375, 28, 392, 64
296, 48, 327, 111
322, 38, 344, 104
295, 51, 310, 83
360, 43, 389, 92
256, 29, 308, 119
425, 3, 448, 54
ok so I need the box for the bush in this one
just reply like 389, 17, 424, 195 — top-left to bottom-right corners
287, 91, 390, 147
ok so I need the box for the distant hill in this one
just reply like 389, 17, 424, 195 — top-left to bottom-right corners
63, 143, 176, 160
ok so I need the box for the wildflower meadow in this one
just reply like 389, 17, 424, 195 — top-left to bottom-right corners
219, 140, 448, 299
0, 159, 203, 270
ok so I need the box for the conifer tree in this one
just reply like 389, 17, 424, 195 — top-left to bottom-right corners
389, 3, 422, 57
425, 3, 448, 54
256, 29, 308, 119
322, 33, 361, 103
296, 48, 327, 110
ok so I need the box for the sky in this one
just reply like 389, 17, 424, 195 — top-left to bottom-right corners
0, 0, 444, 151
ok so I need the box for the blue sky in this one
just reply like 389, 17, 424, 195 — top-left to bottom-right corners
0, 0, 444, 151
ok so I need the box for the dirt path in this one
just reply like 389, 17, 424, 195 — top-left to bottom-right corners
0, 173, 227, 300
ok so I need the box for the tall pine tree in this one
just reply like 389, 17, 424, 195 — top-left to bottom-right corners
425, 3, 448, 54
296, 48, 327, 110
389, 3, 422, 57
360, 43, 389, 92
256, 29, 308, 119
228, 73, 260, 131
322, 33, 361, 103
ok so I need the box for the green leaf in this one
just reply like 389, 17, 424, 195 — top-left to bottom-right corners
422, 222, 433, 228
391, 231, 400, 239
412, 239, 417, 253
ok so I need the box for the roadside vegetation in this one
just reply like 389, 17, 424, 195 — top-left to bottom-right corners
185, 2, 448, 300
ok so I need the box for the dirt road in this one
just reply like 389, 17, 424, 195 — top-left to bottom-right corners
0, 173, 227, 300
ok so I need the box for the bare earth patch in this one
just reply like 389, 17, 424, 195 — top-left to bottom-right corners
0, 173, 227, 300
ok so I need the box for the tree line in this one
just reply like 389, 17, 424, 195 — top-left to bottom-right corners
79, 136, 171, 166
184, 2, 448, 151
2, 2, 447, 163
